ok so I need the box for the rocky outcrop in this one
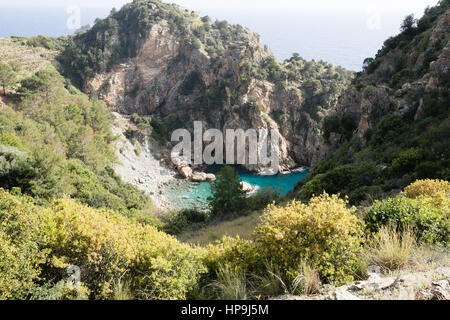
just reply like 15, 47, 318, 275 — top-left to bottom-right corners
273, 267, 450, 301
76, 1, 353, 173
326, 7, 450, 151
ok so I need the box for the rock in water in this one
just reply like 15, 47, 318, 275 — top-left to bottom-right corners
240, 181, 259, 195
191, 172, 208, 182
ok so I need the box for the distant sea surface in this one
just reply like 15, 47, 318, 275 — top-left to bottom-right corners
0, 7, 408, 70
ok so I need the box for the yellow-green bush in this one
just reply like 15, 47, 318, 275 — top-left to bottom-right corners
129, 224, 206, 300
41, 199, 206, 300
204, 236, 259, 276
0, 189, 46, 299
0, 189, 206, 300
404, 179, 450, 210
253, 194, 364, 285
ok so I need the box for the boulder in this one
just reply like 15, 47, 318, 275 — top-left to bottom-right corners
190, 172, 217, 182
240, 181, 259, 194
178, 166, 192, 179
416, 279, 450, 300
191, 172, 208, 182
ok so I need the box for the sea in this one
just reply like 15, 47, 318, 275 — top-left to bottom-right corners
0, 6, 413, 70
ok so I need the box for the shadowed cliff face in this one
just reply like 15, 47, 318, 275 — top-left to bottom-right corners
61, 0, 353, 173
330, 8, 450, 144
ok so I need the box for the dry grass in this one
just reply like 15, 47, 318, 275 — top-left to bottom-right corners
179, 211, 262, 246
0, 37, 56, 82
365, 226, 416, 272
250, 262, 321, 298
296, 262, 322, 295
211, 267, 248, 300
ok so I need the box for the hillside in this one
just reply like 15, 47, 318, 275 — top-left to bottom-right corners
0, 38, 153, 217
0, 0, 448, 302
296, 1, 450, 204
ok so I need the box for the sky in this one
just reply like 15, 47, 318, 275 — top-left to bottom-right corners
0, 0, 441, 70
2, 0, 440, 16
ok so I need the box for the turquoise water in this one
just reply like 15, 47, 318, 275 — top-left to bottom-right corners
173, 167, 309, 210
239, 169, 309, 195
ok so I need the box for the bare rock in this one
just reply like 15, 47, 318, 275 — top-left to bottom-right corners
241, 181, 259, 194
329, 287, 360, 300
416, 279, 450, 300
178, 166, 193, 179
191, 172, 208, 182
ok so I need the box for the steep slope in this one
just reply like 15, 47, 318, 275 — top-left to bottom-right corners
0, 38, 152, 215
296, 1, 450, 204
59, 0, 353, 173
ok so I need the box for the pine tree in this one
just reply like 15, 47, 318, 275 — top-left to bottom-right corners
208, 165, 248, 216
0, 62, 16, 96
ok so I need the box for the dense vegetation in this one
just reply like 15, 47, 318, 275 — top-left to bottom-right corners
296, 0, 450, 205
59, 0, 253, 87
0, 189, 204, 300
1, 179, 447, 300
0, 60, 152, 217
0, 0, 448, 301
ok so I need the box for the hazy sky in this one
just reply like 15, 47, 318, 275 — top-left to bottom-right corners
3, 0, 440, 16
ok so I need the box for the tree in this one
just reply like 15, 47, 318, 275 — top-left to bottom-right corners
19, 68, 54, 103
401, 14, 417, 35
208, 165, 248, 216
363, 57, 375, 72
0, 62, 16, 96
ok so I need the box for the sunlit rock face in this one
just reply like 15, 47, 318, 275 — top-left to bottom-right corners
77, 2, 353, 172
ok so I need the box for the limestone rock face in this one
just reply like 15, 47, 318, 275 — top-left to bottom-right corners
85, 16, 348, 172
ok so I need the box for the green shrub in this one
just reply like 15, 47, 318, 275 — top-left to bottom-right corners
254, 194, 364, 285
0, 132, 25, 150
392, 148, 422, 175
246, 187, 280, 211
163, 209, 210, 235
365, 196, 448, 245
208, 166, 248, 216
299, 162, 380, 204
0, 189, 46, 299
0, 145, 34, 193
42, 198, 206, 300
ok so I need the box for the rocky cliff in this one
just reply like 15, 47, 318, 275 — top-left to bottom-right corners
60, 0, 353, 174
296, 1, 449, 204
